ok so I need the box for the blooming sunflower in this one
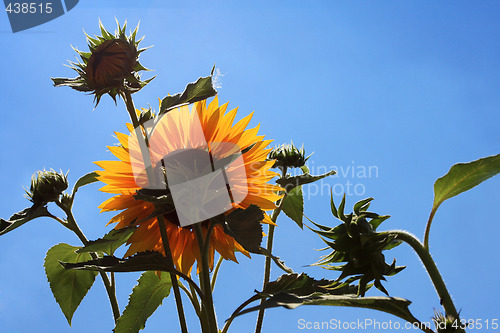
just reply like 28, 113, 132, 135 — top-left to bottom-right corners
96, 97, 281, 275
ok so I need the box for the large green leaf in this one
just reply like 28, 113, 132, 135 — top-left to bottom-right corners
44, 243, 98, 325
76, 227, 136, 256
432, 154, 500, 213
228, 273, 426, 331
60, 251, 174, 273
61, 251, 202, 299
237, 294, 420, 324
425, 154, 500, 248
0, 204, 51, 236
114, 271, 172, 333
281, 186, 304, 228
159, 68, 217, 115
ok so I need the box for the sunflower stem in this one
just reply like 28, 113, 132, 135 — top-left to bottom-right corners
423, 208, 437, 251
195, 223, 218, 333
54, 201, 121, 323
254, 167, 287, 333
384, 230, 464, 332
211, 255, 224, 292
158, 216, 189, 333
121, 90, 155, 182
180, 280, 207, 330
122, 91, 189, 333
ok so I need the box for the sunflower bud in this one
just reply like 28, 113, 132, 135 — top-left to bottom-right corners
310, 195, 405, 296
27, 170, 68, 204
433, 311, 461, 333
52, 20, 153, 106
269, 143, 308, 170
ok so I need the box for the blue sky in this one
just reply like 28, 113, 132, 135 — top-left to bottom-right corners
1, 1, 499, 332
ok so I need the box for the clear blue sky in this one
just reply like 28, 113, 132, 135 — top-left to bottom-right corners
1, 1, 499, 332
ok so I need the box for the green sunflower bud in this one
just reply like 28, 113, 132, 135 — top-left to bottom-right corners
310, 195, 405, 296
433, 311, 461, 333
269, 143, 308, 170
51, 20, 154, 106
27, 170, 68, 204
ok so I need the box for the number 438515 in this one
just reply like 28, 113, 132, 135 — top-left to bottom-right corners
5, 2, 53, 14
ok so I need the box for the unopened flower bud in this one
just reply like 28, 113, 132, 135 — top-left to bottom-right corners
269, 143, 308, 170
52, 20, 153, 106
27, 170, 68, 204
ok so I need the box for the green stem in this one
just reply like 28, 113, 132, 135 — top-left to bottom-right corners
423, 208, 437, 251
211, 255, 224, 292
179, 280, 208, 331
54, 202, 121, 323
194, 223, 218, 333
386, 230, 464, 333
178, 281, 201, 317
157, 213, 189, 333
121, 91, 155, 182
254, 167, 287, 333
122, 90, 189, 333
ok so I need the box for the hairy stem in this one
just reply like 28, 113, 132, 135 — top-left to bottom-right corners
385, 230, 464, 333
423, 208, 437, 251
122, 91, 189, 333
121, 91, 154, 182
158, 216, 189, 333
254, 167, 287, 333
211, 255, 224, 292
195, 223, 218, 333
54, 202, 121, 322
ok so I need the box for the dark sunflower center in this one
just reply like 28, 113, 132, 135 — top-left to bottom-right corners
153, 148, 232, 229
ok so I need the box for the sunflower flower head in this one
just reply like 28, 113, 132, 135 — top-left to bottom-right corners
52, 20, 153, 106
26, 169, 68, 204
96, 97, 282, 275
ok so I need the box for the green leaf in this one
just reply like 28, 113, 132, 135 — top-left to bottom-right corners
228, 274, 421, 327
159, 68, 217, 115
432, 154, 500, 215
281, 186, 304, 228
0, 204, 51, 236
61, 251, 203, 298
259, 248, 294, 274
44, 243, 97, 325
72, 172, 99, 197
114, 271, 172, 333
76, 227, 136, 256
60, 251, 174, 273
223, 205, 264, 253
277, 170, 336, 192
